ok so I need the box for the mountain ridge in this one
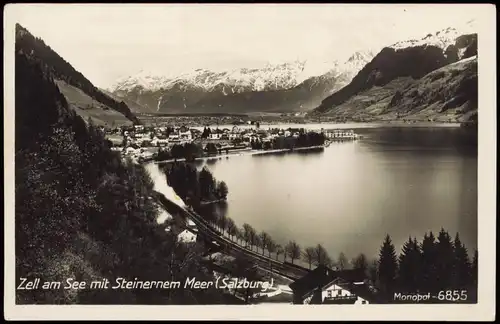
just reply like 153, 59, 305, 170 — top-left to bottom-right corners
111, 51, 375, 114
15, 24, 140, 125
311, 23, 478, 122
111, 53, 375, 94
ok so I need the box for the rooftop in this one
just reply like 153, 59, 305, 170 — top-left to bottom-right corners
288, 265, 365, 298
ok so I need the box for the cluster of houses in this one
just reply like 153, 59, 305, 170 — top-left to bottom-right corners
206, 126, 304, 143
103, 124, 362, 163
121, 125, 196, 147
106, 124, 308, 155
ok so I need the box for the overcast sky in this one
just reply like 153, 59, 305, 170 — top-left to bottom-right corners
9, 4, 483, 89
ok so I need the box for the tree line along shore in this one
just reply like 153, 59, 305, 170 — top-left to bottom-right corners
150, 130, 327, 163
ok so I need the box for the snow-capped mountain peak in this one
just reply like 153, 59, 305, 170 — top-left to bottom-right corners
111, 52, 376, 94
113, 60, 328, 93
389, 19, 477, 51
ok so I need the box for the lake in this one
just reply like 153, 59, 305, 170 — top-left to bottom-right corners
147, 125, 478, 264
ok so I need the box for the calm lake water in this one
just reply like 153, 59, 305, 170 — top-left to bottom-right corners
148, 125, 478, 263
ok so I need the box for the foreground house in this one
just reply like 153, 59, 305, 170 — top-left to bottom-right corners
288, 265, 376, 304
177, 229, 197, 243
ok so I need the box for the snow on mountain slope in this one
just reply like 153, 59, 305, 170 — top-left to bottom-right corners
110, 51, 375, 113
316, 55, 477, 123
312, 21, 478, 121
112, 61, 305, 93
111, 53, 374, 94
389, 19, 477, 53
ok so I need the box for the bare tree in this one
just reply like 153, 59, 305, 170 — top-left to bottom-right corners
259, 231, 271, 255
226, 217, 236, 241
234, 227, 242, 244
226, 217, 236, 240
276, 244, 284, 261
218, 214, 228, 235
303, 247, 315, 269
267, 239, 276, 258
285, 240, 302, 264
313, 244, 330, 267
254, 235, 263, 254
242, 223, 253, 249
237, 226, 245, 245
247, 226, 257, 251
337, 252, 348, 270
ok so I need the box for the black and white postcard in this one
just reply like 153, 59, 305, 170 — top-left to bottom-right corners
3, 3, 496, 321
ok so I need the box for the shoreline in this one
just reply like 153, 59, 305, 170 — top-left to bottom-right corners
190, 122, 463, 130
153, 144, 328, 164
139, 117, 464, 129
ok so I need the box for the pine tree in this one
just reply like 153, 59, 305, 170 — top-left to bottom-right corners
352, 253, 369, 276
420, 231, 438, 293
369, 259, 379, 287
378, 234, 398, 300
397, 236, 422, 293
435, 228, 454, 290
452, 233, 472, 289
472, 249, 478, 285
471, 249, 478, 303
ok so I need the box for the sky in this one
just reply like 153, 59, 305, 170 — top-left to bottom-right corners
8, 4, 484, 89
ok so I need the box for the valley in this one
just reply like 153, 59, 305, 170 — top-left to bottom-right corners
104, 21, 478, 128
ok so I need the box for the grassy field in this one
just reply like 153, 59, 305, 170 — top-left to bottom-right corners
56, 80, 134, 127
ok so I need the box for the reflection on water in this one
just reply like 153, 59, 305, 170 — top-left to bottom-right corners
251, 147, 325, 159
205, 158, 218, 165
149, 126, 477, 262
192, 159, 205, 168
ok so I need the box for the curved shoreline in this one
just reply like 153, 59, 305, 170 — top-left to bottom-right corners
153, 144, 329, 164
188, 121, 463, 130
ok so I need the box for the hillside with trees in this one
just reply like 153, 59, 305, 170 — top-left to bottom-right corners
15, 24, 140, 125
311, 28, 478, 123
15, 42, 229, 304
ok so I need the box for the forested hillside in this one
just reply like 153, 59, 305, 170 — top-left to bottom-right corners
15, 47, 227, 304
15, 24, 140, 125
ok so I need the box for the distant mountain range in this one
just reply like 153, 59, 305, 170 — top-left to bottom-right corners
110, 52, 375, 114
110, 20, 478, 122
16, 20, 478, 124
311, 20, 478, 123
16, 24, 139, 126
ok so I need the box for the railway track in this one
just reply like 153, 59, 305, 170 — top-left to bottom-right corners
153, 191, 309, 280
